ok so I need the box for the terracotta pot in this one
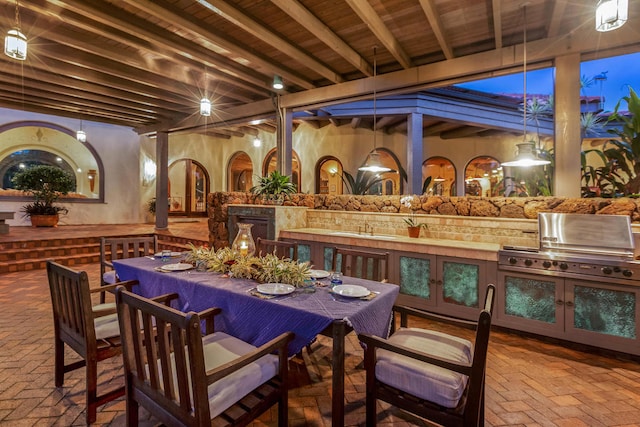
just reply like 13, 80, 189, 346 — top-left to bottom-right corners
407, 226, 421, 238
30, 214, 59, 227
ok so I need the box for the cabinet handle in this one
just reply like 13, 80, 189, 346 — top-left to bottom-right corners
436, 280, 443, 286
565, 300, 574, 308
429, 278, 436, 284
555, 299, 564, 305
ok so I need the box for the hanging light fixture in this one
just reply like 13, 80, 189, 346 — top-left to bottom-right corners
4, 0, 27, 61
76, 120, 87, 142
360, 46, 391, 173
502, 5, 551, 168
433, 163, 446, 182
200, 98, 211, 116
596, 0, 628, 32
272, 75, 284, 90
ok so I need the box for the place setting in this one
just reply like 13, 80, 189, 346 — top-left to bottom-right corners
329, 283, 379, 302
154, 262, 193, 273
248, 283, 297, 300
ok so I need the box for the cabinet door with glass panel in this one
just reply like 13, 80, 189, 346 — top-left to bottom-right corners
435, 256, 488, 319
564, 279, 640, 355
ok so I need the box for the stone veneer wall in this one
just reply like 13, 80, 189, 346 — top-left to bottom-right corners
207, 192, 640, 247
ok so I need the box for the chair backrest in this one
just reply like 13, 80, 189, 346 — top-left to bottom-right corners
47, 261, 96, 356
116, 287, 212, 425
331, 247, 390, 281
100, 235, 158, 275
256, 237, 298, 260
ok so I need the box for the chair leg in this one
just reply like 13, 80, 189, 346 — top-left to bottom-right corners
85, 359, 98, 424
126, 390, 139, 427
54, 337, 64, 387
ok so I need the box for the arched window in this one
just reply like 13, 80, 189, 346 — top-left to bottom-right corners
423, 157, 456, 196
0, 121, 103, 201
315, 156, 343, 195
263, 148, 301, 191
365, 148, 402, 195
464, 156, 502, 197
168, 159, 209, 216
227, 152, 253, 192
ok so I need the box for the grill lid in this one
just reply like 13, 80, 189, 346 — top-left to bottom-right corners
538, 213, 634, 257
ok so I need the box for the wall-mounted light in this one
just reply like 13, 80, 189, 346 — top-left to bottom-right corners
272, 75, 284, 90
143, 158, 157, 186
253, 137, 262, 147
596, 0, 628, 32
4, 1, 27, 61
200, 98, 211, 116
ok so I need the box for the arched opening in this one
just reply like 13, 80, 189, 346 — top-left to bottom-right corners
365, 148, 402, 195
423, 157, 456, 196
168, 159, 209, 217
227, 152, 253, 192
263, 148, 301, 191
315, 156, 343, 195
464, 156, 502, 197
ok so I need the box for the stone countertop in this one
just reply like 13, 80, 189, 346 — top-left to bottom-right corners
280, 228, 500, 261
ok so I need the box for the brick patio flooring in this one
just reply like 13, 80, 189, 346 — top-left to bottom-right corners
1, 225, 640, 426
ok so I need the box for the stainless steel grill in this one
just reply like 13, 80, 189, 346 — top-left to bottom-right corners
498, 213, 640, 284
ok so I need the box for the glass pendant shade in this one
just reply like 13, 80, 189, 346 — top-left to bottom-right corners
596, 0, 628, 32
200, 98, 211, 116
76, 129, 87, 142
359, 150, 391, 173
501, 142, 550, 167
231, 223, 256, 257
272, 75, 283, 90
4, 28, 27, 60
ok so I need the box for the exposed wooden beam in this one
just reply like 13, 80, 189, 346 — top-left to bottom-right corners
491, 0, 503, 49
418, 0, 454, 59
440, 126, 489, 139
194, 0, 343, 85
345, 0, 413, 69
547, 0, 568, 38
271, 0, 373, 77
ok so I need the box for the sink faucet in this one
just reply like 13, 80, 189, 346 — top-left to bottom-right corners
364, 221, 374, 236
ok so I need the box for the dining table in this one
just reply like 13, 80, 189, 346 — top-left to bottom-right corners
113, 255, 400, 427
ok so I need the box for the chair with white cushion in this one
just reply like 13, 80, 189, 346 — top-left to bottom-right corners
100, 235, 157, 303
115, 286, 294, 427
47, 261, 138, 424
357, 284, 495, 427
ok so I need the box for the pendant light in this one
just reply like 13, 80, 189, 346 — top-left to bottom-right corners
272, 75, 284, 90
502, 4, 550, 168
76, 120, 87, 142
200, 98, 211, 116
4, 0, 27, 61
596, 0, 628, 32
360, 46, 391, 173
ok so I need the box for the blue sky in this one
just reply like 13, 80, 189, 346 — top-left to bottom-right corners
456, 52, 640, 112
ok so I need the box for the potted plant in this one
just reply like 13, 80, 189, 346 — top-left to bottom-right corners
400, 195, 427, 238
12, 165, 74, 227
250, 170, 297, 204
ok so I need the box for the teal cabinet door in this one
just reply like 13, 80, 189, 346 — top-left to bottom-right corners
399, 255, 433, 301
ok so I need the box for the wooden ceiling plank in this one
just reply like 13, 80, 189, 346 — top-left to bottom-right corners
271, 0, 373, 77
417, 0, 454, 59
491, 0, 503, 49
345, 0, 413, 69
547, 0, 568, 38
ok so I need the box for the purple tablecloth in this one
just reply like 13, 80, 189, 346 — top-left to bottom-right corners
113, 257, 400, 355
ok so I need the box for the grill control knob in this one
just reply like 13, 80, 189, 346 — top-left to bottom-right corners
542, 261, 552, 268
508, 257, 518, 265
524, 259, 533, 266
602, 267, 613, 275
559, 262, 569, 270
623, 269, 633, 277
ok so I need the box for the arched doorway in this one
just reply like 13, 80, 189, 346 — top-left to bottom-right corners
227, 152, 253, 192
168, 159, 209, 217
315, 156, 343, 195
423, 157, 456, 196
464, 156, 502, 197
263, 148, 301, 191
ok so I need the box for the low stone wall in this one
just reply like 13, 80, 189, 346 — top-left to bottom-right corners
207, 192, 640, 246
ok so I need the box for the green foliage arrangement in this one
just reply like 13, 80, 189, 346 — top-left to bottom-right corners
340, 170, 382, 195
250, 171, 297, 203
12, 165, 74, 217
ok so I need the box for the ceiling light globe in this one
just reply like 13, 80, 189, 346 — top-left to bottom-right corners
596, 0, 628, 32
4, 28, 27, 60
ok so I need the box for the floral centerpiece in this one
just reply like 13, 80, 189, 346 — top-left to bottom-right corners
185, 243, 312, 286
400, 195, 427, 237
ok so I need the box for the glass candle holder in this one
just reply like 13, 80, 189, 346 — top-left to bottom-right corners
231, 223, 256, 257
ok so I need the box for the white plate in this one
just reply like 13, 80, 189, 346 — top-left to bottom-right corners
332, 284, 370, 298
310, 269, 330, 279
155, 251, 183, 257
159, 263, 193, 271
256, 283, 296, 295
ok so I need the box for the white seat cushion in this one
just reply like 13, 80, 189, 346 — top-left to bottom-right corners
94, 313, 120, 340
376, 327, 473, 408
102, 270, 117, 284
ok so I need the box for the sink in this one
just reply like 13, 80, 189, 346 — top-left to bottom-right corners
329, 231, 397, 240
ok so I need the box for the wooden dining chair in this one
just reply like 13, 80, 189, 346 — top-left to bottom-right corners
331, 247, 390, 282
115, 286, 294, 427
256, 237, 298, 260
357, 284, 496, 427
99, 235, 158, 303
46, 261, 138, 424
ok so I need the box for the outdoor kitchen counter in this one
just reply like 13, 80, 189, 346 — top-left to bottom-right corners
280, 228, 500, 261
